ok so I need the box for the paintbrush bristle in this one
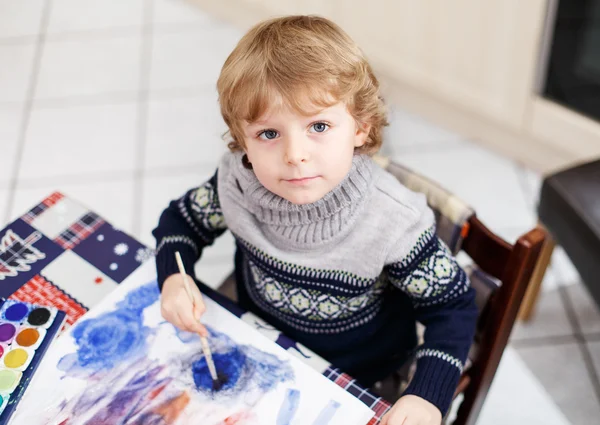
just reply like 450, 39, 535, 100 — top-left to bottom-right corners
212, 372, 228, 391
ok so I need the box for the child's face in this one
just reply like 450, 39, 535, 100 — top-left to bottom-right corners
242, 102, 370, 205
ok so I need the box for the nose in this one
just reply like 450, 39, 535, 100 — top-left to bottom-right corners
283, 136, 309, 165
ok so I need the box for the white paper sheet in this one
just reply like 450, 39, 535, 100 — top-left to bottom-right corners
12, 260, 374, 425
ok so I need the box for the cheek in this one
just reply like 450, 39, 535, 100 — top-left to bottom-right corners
246, 153, 279, 187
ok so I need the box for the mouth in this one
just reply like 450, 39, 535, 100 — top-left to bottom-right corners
283, 176, 320, 185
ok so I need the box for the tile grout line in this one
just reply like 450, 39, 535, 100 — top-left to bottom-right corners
0, 20, 224, 46
511, 333, 579, 349
7, 160, 220, 191
3, 0, 53, 225
0, 83, 218, 110
557, 283, 600, 406
132, 0, 155, 239
586, 333, 600, 342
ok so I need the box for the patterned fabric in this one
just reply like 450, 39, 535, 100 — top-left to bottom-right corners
10, 275, 88, 328
244, 255, 386, 334
324, 367, 391, 424
153, 172, 228, 287
374, 155, 474, 254
155, 235, 198, 256
179, 174, 227, 246
54, 212, 104, 250
21, 192, 64, 224
387, 231, 470, 307
415, 349, 464, 373
189, 182, 227, 231
2, 195, 149, 327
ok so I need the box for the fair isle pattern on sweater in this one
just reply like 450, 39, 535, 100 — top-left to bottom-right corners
241, 254, 387, 333
189, 182, 227, 232
387, 229, 469, 308
155, 235, 198, 256
235, 227, 465, 335
416, 349, 464, 373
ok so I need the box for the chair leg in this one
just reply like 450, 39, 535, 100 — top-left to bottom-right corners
518, 228, 556, 321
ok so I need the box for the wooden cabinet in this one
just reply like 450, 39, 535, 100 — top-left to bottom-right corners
335, 0, 547, 130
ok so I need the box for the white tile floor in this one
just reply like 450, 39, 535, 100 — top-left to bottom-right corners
1, 1, 599, 424
0, 43, 36, 103
0, 0, 45, 41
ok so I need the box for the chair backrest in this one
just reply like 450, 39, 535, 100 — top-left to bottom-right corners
375, 155, 546, 425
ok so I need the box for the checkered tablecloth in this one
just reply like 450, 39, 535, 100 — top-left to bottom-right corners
0, 192, 392, 423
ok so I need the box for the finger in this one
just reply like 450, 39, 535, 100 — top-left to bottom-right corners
172, 310, 189, 332
380, 412, 389, 425
191, 284, 206, 315
400, 417, 417, 425
196, 322, 208, 338
192, 298, 206, 320
179, 306, 208, 336
180, 311, 201, 334
389, 410, 409, 425
191, 306, 209, 338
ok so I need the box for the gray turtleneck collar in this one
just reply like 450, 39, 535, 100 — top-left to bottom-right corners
220, 151, 376, 249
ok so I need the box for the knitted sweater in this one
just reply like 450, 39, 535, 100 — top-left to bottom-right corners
153, 151, 478, 415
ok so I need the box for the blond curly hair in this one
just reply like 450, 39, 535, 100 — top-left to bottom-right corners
216, 15, 388, 155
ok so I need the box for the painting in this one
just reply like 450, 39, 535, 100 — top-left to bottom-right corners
11, 260, 374, 425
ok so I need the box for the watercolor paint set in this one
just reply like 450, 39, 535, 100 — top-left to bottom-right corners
0, 299, 65, 424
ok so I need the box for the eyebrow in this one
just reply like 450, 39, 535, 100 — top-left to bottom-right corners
246, 106, 341, 128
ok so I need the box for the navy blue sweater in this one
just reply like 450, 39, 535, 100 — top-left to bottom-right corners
153, 153, 478, 415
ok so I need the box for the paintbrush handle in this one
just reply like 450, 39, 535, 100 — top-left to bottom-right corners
174, 252, 195, 301
175, 252, 219, 382
201, 336, 218, 381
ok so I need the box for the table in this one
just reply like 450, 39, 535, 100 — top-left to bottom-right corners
0, 192, 391, 424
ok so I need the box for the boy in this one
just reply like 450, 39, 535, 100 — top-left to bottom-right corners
154, 15, 478, 425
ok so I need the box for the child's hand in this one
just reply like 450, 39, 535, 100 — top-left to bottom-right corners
381, 395, 442, 425
160, 273, 208, 337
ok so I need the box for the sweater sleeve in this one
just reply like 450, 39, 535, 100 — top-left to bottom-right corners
384, 202, 478, 416
152, 170, 228, 291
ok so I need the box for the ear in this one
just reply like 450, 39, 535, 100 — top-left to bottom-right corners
354, 121, 372, 148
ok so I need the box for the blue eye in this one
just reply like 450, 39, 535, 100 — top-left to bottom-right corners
310, 122, 329, 133
258, 129, 278, 140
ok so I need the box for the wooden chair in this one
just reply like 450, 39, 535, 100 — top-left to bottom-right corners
373, 156, 546, 425
216, 155, 547, 425
451, 216, 545, 424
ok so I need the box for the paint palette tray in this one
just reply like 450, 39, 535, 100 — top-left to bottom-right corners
0, 299, 65, 424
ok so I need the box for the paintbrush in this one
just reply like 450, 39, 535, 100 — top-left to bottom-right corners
174, 251, 220, 388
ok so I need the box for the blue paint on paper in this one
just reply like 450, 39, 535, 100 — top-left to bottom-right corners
58, 282, 159, 376
193, 347, 246, 391
190, 328, 294, 397
58, 310, 150, 374
56, 278, 295, 420
249, 346, 295, 392
174, 327, 199, 344
312, 400, 341, 425
277, 389, 300, 425
116, 281, 159, 313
